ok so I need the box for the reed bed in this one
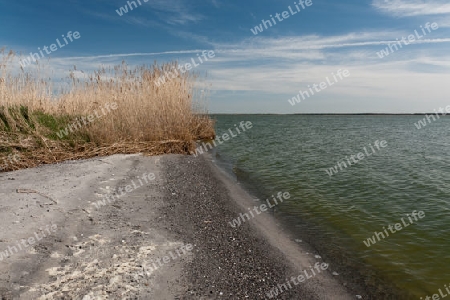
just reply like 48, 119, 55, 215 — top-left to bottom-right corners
0, 48, 215, 172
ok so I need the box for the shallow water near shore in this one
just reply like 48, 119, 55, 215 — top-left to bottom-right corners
211, 114, 450, 299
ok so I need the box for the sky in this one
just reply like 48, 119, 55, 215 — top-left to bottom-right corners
1, 0, 450, 113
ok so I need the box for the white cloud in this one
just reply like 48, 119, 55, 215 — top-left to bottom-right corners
81, 0, 203, 26
435, 16, 450, 28
144, 0, 204, 24
54, 50, 208, 61
372, 0, 450, 17
212, 34, 450, 59
199, 34, 450, 113
7, 30, 450, 113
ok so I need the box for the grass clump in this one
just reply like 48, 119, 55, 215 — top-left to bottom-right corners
0, 48, 215, 172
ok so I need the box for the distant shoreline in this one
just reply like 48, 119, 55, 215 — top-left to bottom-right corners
211, 113, 450, 115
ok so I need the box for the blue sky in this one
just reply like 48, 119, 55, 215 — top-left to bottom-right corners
1, 0, 450, 113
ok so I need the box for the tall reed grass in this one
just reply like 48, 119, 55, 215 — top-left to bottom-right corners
0, 48, 215, 171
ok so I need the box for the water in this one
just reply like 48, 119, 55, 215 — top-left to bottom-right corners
211, 115, 450, 299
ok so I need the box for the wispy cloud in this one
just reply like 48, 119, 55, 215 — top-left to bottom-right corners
372, 0, 450, 17
200, 34, 450, 111
211, 33, 450, 60
81, 0, 203, 26
211, 0, 220, 8
8, 28, 450, 113
8, 50, 209, 80
52, 50, 208, 61
144, 0, 204, 25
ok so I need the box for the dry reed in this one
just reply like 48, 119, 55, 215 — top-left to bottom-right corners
0, 48, 215, 172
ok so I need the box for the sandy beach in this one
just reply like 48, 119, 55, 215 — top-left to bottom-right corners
0, 153, 357, 299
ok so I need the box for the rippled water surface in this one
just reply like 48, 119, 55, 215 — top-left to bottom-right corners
211, 115, 450, 299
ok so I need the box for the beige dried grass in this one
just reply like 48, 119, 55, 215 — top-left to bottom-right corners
0, 48, 215, 171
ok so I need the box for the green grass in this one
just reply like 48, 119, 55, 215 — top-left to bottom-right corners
1, 105, 93, 146
33, 110, 77, 140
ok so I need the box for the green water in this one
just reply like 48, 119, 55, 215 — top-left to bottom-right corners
211, 115, 450, 299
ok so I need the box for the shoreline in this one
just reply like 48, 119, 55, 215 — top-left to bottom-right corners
162, 153, 356, 299
210, 147, 410, 299
0, 153, 356, 299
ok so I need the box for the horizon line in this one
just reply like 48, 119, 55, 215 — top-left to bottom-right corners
208, 113, 449, 115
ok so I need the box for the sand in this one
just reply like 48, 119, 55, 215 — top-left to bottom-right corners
0, 153, 358, 299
